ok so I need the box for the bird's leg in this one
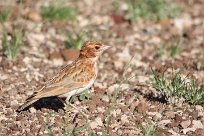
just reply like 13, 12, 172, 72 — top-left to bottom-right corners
65, 96, 88, 117
57, 97, 74, 111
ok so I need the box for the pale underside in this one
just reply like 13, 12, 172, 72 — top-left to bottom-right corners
59, 78, 95, 100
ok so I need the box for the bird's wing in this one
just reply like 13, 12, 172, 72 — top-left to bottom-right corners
28, 81, 84, 100
27, 62, 95, 100
44, 63, 75, 86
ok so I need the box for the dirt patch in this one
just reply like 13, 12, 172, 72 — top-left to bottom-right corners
0, 0, 204, 135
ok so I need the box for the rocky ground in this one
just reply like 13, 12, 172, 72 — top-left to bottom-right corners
0, 0, 204, 135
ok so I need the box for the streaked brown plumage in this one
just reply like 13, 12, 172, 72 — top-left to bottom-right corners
17, 41, 110, 112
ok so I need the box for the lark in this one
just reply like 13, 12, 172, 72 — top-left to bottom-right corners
17, 41, 110, 112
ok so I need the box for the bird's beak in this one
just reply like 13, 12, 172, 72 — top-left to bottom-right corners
102, 45, 111, 50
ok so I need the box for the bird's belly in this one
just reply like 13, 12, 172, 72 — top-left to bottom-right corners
59, 79, 95, 98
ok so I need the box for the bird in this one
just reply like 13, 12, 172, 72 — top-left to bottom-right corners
17, 41, 110, 112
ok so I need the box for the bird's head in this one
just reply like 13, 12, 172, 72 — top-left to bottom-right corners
80, 41, 110, 60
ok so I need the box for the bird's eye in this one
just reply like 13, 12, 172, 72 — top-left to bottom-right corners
95, 46, 100, 50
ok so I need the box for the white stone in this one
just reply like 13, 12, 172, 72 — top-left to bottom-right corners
90, 117, 103, 129
121, 114, 129, 124
101, 95, 109, 103
181, 120, 191, 129
192, 120, 204, 129
158, 120, 171, 126
195, 105, 203, 111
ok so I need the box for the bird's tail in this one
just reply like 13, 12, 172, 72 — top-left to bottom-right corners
16, 99, 38, 112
